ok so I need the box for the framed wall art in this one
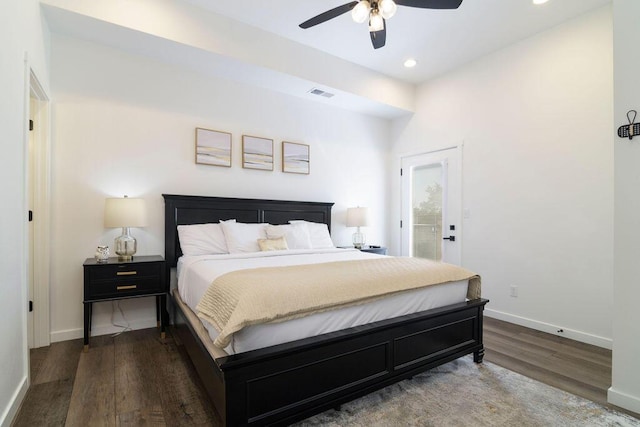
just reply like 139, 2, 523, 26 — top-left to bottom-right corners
195, 128, 232, 167
242, 135, 274, 171
282, 141, 310, 174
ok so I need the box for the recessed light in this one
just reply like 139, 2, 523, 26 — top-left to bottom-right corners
404, 58, 417, 68
533, 0, 549, 4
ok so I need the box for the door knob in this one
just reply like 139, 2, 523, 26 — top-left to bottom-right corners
443, 236, 456, 242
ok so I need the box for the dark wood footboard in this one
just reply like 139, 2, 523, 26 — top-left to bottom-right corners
173, 293, 488, 426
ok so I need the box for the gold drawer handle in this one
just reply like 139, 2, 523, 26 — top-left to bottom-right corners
116, 271, 137, 276
117, 285, 137, 291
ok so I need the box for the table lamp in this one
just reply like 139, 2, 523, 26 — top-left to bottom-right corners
347, 206, 369, 249
104, 195, 147, 260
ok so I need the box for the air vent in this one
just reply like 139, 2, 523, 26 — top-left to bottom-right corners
308, 88, 335, 98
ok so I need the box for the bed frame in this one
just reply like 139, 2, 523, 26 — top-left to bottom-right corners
163, 194, 488, 426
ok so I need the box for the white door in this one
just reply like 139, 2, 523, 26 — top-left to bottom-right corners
28, 70, 51, 349
401, 147, 462, 265
28, 100, 35, 349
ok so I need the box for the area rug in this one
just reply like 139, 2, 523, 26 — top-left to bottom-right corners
294, 356, 640, 427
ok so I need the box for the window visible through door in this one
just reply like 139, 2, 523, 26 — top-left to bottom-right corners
412, 163, 443, 260
401, 147, 462, 265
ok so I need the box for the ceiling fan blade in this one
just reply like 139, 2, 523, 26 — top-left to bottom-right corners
394, 0, 463, 9
370, 20, 386, 49
299, 2, 359, 29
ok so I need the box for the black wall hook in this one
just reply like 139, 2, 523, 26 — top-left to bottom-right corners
618, 110, 640, 140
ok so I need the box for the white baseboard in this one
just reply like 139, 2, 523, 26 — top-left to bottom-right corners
50, 317, 159, 343
0, 375, 28, 427
608, 387, 640, 414
484, 308, 612, 350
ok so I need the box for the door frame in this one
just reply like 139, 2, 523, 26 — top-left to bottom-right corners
400, 144, 463, 264
27, 66, 51, 349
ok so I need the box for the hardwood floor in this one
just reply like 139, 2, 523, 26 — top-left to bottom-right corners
483, 317, 613, 407
12, 319, 638, 426
15, 329, 219, 427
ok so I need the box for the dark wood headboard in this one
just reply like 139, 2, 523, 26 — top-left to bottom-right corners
163, 194, 334, 268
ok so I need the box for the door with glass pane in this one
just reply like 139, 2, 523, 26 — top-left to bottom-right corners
401, 147, 461, 265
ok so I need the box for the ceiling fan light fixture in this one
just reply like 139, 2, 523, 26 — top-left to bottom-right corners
300, 0, 465, 50
369, 11, 384, 32
379, 0, 398, 19
352, 1, 371, 24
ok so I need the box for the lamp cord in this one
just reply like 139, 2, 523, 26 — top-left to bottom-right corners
111, 300, 131, 337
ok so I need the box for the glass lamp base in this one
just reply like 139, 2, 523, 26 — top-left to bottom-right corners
352, 230, 366, 249
114, 227, 137, 261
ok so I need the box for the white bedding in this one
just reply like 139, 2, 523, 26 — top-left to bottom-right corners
178, 248, 468, 354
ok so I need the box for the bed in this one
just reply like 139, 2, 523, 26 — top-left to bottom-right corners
164, 194, 488, 426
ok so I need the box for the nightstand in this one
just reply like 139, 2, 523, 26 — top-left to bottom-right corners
360, 246, 387, 255
83, 255, 167, 351
339, 245, 388, 255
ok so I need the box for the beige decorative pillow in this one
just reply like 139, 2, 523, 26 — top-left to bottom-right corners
257, 236, 289, 251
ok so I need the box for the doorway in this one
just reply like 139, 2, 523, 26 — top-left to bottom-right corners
401, 146, 462, 265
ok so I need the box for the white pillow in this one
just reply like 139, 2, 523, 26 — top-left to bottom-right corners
177, 223, 228, 255
289, 220, 334, 248
265, 223, 312, 250
220, 221, 268, 253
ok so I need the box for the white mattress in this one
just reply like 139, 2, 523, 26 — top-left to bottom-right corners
178, 248, 468, 354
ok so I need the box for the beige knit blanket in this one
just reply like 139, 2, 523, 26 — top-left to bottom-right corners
196, 257, 481, 349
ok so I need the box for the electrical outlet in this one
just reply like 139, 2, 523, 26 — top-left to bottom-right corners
510, 285, 518, 298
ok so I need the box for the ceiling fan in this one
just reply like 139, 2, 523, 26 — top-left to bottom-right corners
299, 0, 463, 49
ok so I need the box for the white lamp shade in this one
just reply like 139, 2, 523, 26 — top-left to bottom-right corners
379, 0, 397, 19
104, 197, 147, 228
368, 12, 384, 32
346, 207, 370, 227
351, 1, 371, 23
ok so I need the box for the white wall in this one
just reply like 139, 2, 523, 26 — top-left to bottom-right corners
0, 1, 50, 425
390, 7, 614, 347
610, 0, 640, 415
49, 35, 391, 341
41, 0, 415, 117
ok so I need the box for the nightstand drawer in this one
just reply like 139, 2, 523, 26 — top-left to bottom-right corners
88, 262, 161, 281
85, 277, 163, 300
